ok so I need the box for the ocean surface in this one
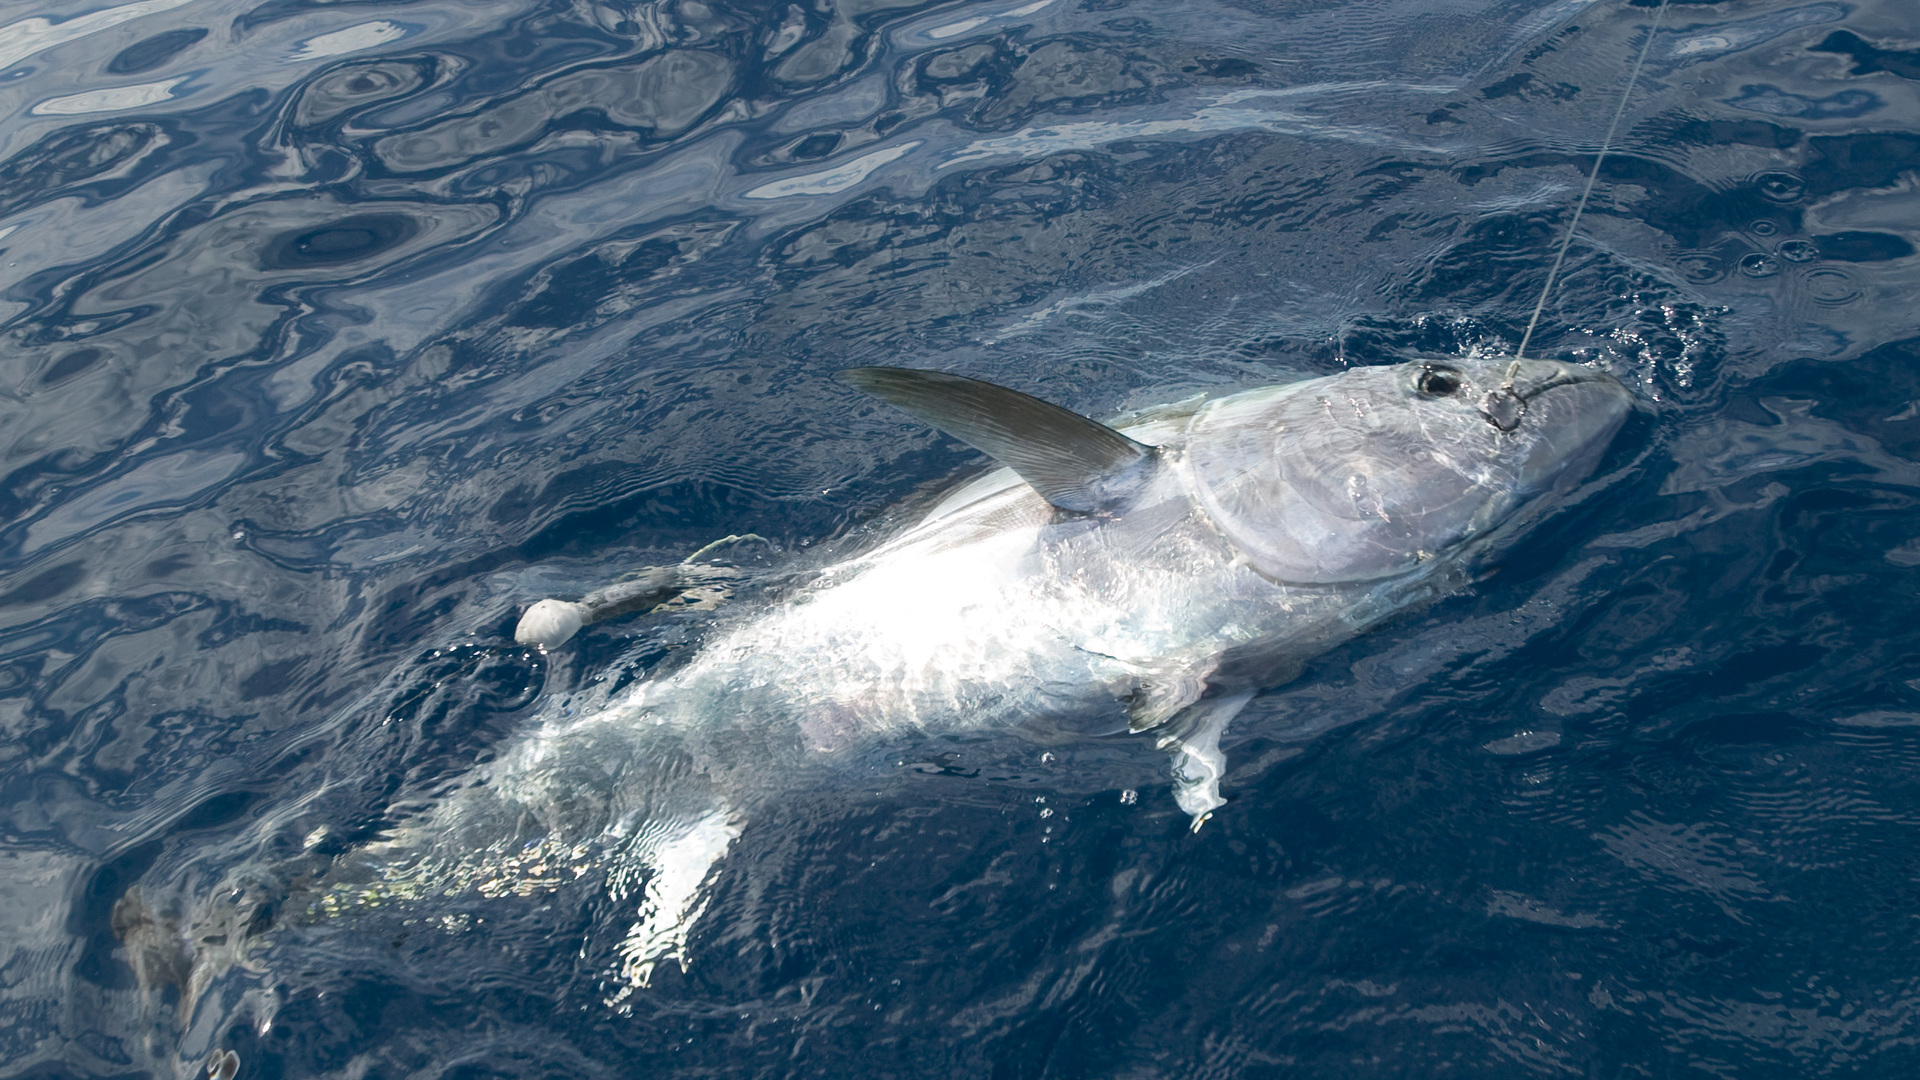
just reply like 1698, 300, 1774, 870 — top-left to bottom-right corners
5, 0, 1920, 1076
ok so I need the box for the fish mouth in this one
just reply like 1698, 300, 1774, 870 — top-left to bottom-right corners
1478, 358, 1631, 433
1476, 358, 1635, 491
1512, 366, 1610, 401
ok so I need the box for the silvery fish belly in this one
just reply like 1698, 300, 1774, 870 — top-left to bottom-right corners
174, 355, 1630, 1017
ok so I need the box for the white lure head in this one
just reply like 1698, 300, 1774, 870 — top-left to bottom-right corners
515, 598, 588, 649
1184, 357, 1634, 584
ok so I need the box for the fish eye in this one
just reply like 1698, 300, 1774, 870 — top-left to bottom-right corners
1416, 366, 1465, 398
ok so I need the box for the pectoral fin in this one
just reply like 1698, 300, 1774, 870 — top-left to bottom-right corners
1153, 691, 1254, 831
838, 367, 1159, 513
608, 808, 742, 999
1126, 664, 1216, 733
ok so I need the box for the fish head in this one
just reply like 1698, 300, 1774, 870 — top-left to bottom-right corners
1184, 357, 1634, 584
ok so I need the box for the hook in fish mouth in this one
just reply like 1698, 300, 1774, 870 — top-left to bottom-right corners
1480, 363, 1615, 432
1479, 388, 1525, 431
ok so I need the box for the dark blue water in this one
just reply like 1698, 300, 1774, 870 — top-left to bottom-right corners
6, 0, 1920, 1075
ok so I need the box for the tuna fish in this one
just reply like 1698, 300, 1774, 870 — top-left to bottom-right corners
132, 356, 1633, 1038
469, 356, 1631, 988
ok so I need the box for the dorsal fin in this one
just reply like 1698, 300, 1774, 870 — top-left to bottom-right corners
838, 367, 1157, 513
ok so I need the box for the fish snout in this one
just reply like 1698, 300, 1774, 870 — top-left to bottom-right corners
1467, 358, 1631, 435
1489, 359, 1635, 488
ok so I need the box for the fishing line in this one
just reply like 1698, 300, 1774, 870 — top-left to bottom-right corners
1509, 0, 1671, 370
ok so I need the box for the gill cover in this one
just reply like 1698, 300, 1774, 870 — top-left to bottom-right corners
1184, 358, 1630, 585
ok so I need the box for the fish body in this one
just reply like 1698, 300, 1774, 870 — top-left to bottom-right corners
371, 355, 1632, 989
150, 355, 1632, 1021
